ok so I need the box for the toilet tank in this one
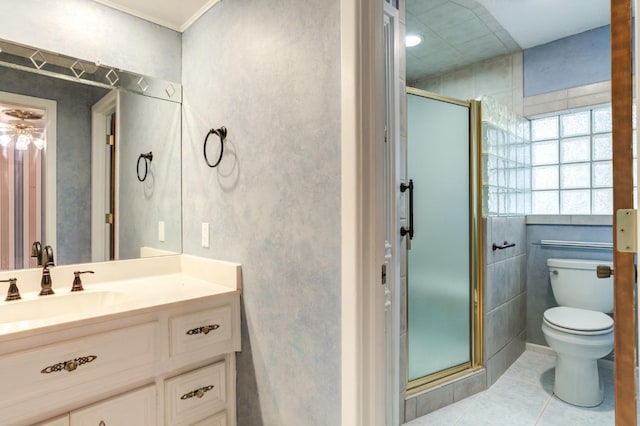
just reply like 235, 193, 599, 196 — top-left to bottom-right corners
547, 258, 613, 313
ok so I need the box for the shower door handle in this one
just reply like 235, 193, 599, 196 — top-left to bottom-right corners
400, 179, 414, 240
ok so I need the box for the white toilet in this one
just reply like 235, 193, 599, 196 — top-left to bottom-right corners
541, 258, 614, 407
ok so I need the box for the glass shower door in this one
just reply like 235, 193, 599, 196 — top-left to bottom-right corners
407, 90, 472, 385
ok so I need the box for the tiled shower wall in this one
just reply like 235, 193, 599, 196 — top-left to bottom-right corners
483, 216, 527, 386
411, 51, 524, 116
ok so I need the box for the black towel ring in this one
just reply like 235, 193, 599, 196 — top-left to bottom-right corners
204, 126, 227, 168
137, 152, 153, 182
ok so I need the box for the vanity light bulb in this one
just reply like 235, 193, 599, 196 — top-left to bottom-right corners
16, 134, 30, 150
0, 134, 10, 147
33, 137, 45, 150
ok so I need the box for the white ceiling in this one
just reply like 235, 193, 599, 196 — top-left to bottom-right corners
92, 0, 217, 32
96, 0, 611, 81
406, 0, 612, 83
477, 0, 610, 49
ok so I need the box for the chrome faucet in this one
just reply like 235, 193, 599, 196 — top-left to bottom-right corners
39, 245, 55, 296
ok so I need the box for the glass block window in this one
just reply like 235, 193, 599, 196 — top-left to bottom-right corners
530, 104, 637, 215
481, 96, 531, 216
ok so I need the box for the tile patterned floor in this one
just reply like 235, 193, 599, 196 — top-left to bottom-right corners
405, 350, 615, 426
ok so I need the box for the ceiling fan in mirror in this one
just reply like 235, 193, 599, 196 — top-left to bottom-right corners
0, 109, 45, 150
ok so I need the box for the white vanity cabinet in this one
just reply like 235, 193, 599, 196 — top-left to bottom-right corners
36, 386, 156, 426
0, 255, 242, 426
70, 385, 157, 425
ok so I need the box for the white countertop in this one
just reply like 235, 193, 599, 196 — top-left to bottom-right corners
0, 255, 241, 341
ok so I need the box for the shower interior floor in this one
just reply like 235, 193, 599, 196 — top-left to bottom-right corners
404, 349, 615, 426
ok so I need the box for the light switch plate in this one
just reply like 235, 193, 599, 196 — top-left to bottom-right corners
202, 223, 210, 248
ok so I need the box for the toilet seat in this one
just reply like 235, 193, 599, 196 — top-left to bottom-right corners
543, 307, 613, 336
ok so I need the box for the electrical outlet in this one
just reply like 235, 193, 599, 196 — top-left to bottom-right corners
158, 221, 165, 242
202, 223, 210, 248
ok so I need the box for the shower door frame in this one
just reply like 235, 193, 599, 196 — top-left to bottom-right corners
405, 88, 484, 393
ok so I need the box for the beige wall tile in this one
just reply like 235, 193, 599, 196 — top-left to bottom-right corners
511, 51, 523, 89
566, 80, 611, 98
523, 89, 568, 107
524, 99, 569, 116
473, 55, 512, 96
567, 91, 612, 109
412, 75, 442, 93
441, 67, 474, 100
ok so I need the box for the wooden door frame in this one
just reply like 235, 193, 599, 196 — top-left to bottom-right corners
611, 1, 636, 425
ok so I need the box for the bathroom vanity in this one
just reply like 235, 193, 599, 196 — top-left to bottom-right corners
0, 255, 241, 426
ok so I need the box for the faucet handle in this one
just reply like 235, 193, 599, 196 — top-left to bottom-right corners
71, 271, 94, 292
0, 278, 21, 301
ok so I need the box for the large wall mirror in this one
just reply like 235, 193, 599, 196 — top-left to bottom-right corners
0, 38, 182, 271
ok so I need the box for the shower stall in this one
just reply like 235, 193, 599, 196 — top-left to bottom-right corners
405, 89, 530, 397
405, 88, 483, 391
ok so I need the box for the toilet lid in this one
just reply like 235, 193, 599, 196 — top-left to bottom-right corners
544, 307, 613, 332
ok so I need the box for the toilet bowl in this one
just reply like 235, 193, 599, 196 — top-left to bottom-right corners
541, 259, 613, 407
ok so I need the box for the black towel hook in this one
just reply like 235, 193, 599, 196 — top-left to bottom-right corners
137, 151, 153, 182
204, 126, 227, 168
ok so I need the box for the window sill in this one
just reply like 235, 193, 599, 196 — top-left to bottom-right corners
525, 215, 613, 226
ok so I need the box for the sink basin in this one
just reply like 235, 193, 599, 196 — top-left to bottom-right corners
0, 291, 119, 324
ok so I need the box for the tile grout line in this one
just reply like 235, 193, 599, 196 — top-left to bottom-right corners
534, 393, 555, 425
453, 391, 487, 426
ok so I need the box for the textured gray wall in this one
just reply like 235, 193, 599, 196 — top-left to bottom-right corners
0, 66, 109, 265
181, 0, 341, 424
0, 0, 181, 82
118, 91, 182, 259
525, 224, 613, 346
484, 216, 526, 386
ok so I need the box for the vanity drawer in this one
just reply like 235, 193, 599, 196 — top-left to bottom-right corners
192, 411, 227, 426
169, 305, 233, 358
165, 361, 227, 426
0, 322, 158, 405
70, 385, 156, 425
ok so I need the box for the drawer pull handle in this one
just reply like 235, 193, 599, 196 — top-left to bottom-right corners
180, 385, 214, 400
99, 422, 106, 426
186, 324, 220, 335
41, 355, 98, 374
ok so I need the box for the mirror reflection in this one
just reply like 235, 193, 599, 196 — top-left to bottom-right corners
0, 41, 182, 271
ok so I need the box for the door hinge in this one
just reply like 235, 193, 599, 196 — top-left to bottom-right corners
105, 213, 114, 224
381, 264, 387, 285
616, 209, 637, 253
106, 134, 114, 146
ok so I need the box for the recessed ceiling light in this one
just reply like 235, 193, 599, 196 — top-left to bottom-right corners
406, 34, 422, 48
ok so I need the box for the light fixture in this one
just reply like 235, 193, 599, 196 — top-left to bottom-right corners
406, 34, 423, 48
0, 109, 45, 150
15, 133, 30, 151
32, 135, 45, 150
